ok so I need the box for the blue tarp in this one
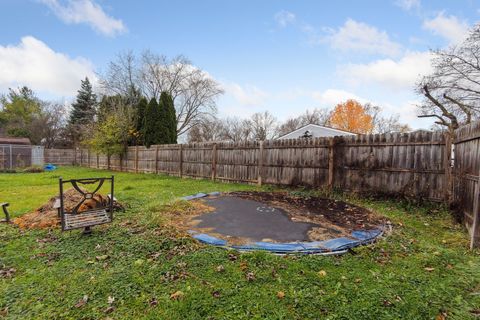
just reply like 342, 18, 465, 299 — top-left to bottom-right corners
192, 233, 227, 246
181, 192, 208, 201
318, 237, 360, 250
351, 229, 382, 242
44, 163, 57, 171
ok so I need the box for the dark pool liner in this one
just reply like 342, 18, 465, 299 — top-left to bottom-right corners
184, 192, 384, 254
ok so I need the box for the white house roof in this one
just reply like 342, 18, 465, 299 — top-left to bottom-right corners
277, 124, 356, 140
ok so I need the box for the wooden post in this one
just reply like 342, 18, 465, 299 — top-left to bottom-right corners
328, 137, 335, 189
155, 145, 159, 174
87, 149, 90, 168
80, 149, 83, 166
444, 132, 453, 203
179, 144, 183, 178
471, 179, 480, 249
211, 143, 217, 181
96, 153, 99, 168
74, 148, 77, 166
258, 141, 264, 186
135, 145, 139, 173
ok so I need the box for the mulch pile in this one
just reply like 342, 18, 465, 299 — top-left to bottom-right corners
13, 188, 115, 230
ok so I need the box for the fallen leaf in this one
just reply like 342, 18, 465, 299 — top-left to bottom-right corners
212, 290, 221, 298
355, 278, 362, 283
424, 267, 435, 272
277, 291, 285, 299
74, 295, 88, 308
318, 270, 327, 277
170, 291, 184, 300
95, 255, 109, 261
149, 297, 158, 306
228, 253, 237, 261
216, 265, 225, 273
240, 261, 248, 271
107, 296, 115, 304
246, 272, 255, 282
104, 306, 115, 314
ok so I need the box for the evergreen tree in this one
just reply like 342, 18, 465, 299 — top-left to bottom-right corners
143, 98, 165, 148
69, 77, 97, 125
136, 97, 148, 144
159, 92, 177, 144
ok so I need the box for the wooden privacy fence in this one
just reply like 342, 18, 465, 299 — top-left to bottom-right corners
452, 121, 480, 249
66, 130, 449, 201
43, 124, 480, 248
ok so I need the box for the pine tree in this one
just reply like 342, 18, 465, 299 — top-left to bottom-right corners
159, 92, 177, 144
69, 77, 97, 125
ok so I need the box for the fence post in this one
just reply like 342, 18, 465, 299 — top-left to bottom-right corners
471, 178, 480, 249
211, 143, 217, 181
96, 153, 99, 169
135, 145, 139, 173
179, 144, 183, 178
328, 137, 335, 189
444, 132, 453, 203
258, 141, 264, 186
155, 145, 159, 174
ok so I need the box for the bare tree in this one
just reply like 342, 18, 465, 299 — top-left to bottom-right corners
417, 23, 480, 131
222, 117, 253, 142
187, 116, 225, 143
249, 111, 278, 140
364, 103, 411, 134
35, 103, 67, 148
100, 51, 224, 137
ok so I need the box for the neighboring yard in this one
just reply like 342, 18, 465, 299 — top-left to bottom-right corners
0, 167, 479, 319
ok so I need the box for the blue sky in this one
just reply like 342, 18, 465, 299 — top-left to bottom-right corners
0, 0, 479, 129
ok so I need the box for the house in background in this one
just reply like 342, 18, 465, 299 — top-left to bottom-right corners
277, 124, 356, 140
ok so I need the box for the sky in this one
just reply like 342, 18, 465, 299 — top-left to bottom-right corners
0, 0, 479, 129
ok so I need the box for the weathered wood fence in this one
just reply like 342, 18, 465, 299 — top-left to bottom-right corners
43, 123, 480, 248
452, 121, 480, 249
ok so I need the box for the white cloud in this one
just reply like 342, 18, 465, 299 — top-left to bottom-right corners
39, 0, 126, 37
274, 10, 296, 27
0, 36, 96, 97
395, 0, 420, 11
311, 89, 367, 106
423, 12, 469, 44
223, 82, 268, 107
339, 51, 432, 90
322, 19, 402, 56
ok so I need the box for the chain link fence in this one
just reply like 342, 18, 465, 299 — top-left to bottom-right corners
0, 145, 44, 170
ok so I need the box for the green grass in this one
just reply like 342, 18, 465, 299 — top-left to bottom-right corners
0, 167, 479, 319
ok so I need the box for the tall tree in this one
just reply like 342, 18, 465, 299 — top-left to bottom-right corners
69, 77, 97, 125
159, 92, 177, 143
135, 97, 148, 145
0, 87, 42, 139
100, 51, 224, 137
249, 111, 278, 140
417, 23, 480, 131
329, 100, 373, 134
143, 98, 165, 147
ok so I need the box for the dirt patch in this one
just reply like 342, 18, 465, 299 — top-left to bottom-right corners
13, 188, 114, 230
162, 200, 216, 231
181, 192, 385, 243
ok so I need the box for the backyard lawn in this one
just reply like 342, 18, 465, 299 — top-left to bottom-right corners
0, 167, 479, 319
